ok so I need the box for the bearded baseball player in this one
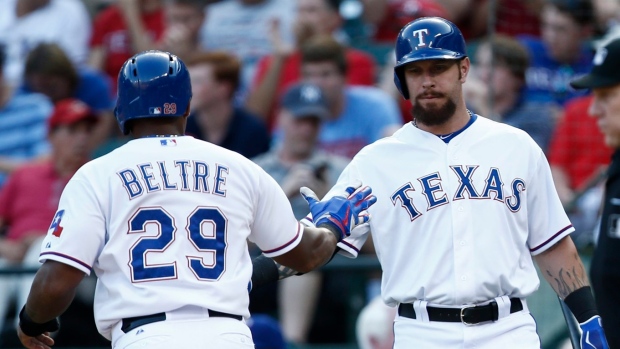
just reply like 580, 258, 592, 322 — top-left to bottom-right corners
253, 17, 610, 349
16, 50, 376, 349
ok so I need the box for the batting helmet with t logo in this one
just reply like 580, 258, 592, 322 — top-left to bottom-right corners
393, 17, 467, 100
114, 50, 192, 135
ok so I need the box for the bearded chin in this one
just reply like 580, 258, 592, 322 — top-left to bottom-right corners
411, 97, 457, 126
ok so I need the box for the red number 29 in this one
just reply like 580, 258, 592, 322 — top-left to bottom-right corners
163, 103, 177, 114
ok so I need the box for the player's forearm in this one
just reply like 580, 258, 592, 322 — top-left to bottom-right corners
25, 261, 85, 322
273, 226, 338, 273
533, 236, 589, 299
251, 254, 301, 289
251, 229, 338, 290
252, 225, 339, 289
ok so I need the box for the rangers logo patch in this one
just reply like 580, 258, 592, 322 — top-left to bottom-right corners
49, 210, 65, 237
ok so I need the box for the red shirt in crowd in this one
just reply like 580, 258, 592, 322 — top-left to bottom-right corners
495, 0, 540, 37
90, 5, 165, 83
252, 48, 376, 129
548, 95, 613, 190
372, 0, 449, 43
0, 161, 70, 241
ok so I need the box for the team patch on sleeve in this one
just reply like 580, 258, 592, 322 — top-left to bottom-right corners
48, 210, 65, 237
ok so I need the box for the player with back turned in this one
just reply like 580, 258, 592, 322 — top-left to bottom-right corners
251, 17, 610, 348
15, 50, 376, 349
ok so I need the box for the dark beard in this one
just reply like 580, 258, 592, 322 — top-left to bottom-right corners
411, 96, 457, 126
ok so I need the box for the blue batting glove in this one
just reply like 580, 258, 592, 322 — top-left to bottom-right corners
580, 316, 609, 349
300, 183, 376, 241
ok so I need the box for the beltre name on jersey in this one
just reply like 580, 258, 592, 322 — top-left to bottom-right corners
117, 157, 231, 199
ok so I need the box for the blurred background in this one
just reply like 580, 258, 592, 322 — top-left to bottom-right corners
0, 0, 615, 348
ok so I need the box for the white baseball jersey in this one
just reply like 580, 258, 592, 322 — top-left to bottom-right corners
39, 136, 303, 340
332, 114, 574, 307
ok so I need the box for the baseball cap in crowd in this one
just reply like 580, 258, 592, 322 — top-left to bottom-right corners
247, 314, 286, 349
281, 82, 329, 119
571, 37, 620, 90
48, 98, 98, 130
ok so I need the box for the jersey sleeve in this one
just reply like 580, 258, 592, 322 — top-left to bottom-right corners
39, 173, 106, 275
526, 149, 575, 255
321, 161, 371, 258
248, 166, 303, 258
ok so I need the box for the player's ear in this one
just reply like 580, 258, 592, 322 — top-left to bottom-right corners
459, 57, 470, 83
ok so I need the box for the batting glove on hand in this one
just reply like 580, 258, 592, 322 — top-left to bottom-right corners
300, 182, 376, 241
579, 316, 609, 349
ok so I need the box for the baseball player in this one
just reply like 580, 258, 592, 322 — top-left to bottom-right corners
15, 50, 376, 349
252, 17, 610, 348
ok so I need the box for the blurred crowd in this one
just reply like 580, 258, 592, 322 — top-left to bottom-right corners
0, 0, 617, 348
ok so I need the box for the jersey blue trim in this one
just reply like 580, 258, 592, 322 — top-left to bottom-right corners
438, 112, 478, 143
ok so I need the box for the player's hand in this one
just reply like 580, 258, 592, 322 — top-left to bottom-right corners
17, 326, 55, 349
579, 316, 610, 349
301, 182, 376, 241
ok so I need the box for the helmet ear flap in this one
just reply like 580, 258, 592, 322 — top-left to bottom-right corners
393, 67, 409, 100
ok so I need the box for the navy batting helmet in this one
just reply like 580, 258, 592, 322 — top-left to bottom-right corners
393, 17, 467, 99
115, 50, 192, 135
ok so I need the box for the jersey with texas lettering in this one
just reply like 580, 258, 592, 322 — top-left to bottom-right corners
39, 136, 302, 340
332, 115, 574, 307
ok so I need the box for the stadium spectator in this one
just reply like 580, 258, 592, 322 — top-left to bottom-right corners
435, 0, 489, 40
356, 295, 396, 349
0, 0, 91, 87
550, 95, 612, 206
518, 0, 596, 107
22, 43, 115, 152
294, 36, 401, 158
360, 0, 450, 44
185, 52, 271, 159
470, 34, 556, 152
246, 0, 377, 129
252, 82, 350, 344
548, 95, 612, 247
247, 314, 287, 349
158, 0, 206, 61
0, 47, 52, 187
199, 0, 297, 100
89, 0, 165, 87
494, 0, 543, 37
0, 98, 97, 340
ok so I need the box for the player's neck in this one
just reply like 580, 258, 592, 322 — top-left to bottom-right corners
415, 107, 472, 135
132, 122, 185, 138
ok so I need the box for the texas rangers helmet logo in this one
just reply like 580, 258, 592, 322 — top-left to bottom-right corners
48, 210, 65, 237
413, 29, 429, 47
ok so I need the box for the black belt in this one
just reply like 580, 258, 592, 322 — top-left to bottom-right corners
398, 298, 523, 325
121, 310, 242, 333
